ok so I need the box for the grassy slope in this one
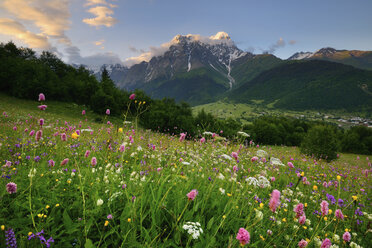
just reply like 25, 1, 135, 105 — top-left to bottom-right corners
228, 60, 372, 112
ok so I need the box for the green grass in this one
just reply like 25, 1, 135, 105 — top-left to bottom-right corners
0, 95, 371, 247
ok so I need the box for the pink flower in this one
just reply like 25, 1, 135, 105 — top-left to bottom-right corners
269, 189, 280, 212
60, 158, 69, 166
200, 137, 205, 143
294, 203, 304, 218
119, 144, 125, 152
12, 126, 17, 131
85, 150, 91, 158
335, 209, 344, 220
288, 162, 294, 168
179, 132, 186, 142
251, 156, 258, 162
298, 214, 306, 225
6, 182, 17, 194
39, 118, 44, 127
231, 152, 238, 160
38, 105, 47, 111
35, 130, 42, 141
342, 231, 351, 242
236, 228, 250, 246
320, 200, 329, 216
29, 130, 35, 136
61, 133, 67, 141
38, 93, 45, 101
106, 109, 110, 115
5, 161, 12, 167
129, 94, 136, 100
186, 189, 198, 201
320, 238, 332, 248
48, 160, 55, 167
82, 110, 86, 115
271, 177, 275, 182
107, 214, 113, 219
91, 157, 97, 166
298, 239, 308, 248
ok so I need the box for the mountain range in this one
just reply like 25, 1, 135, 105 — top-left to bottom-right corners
77, 32, 372, 112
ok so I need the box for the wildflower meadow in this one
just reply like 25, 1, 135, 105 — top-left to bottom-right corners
0, 93, 371, 247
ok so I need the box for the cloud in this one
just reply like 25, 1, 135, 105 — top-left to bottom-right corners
2, 0, 71, 44
125, 31, 235, 66
65, 45, 122, 67
83, 6, 118, 27
94, 39, 105, 46
263, 38, 287, 54
84, 0, 109, 6
83, 0, 118, 28
0, 18, 51, 49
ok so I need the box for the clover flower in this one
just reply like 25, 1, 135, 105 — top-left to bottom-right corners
6, 182, 17, 194
236, 228, 250, 246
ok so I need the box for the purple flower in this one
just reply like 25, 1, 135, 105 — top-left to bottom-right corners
5, 228, 17, 248
107, 214, 113, 219
6, 182, 17, 194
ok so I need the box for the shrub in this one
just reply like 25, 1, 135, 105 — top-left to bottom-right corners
300, 125, 340, 161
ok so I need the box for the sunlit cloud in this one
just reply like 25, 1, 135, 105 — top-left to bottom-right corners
94, 39, 105, 46
2, 0, 71, 45
0, 18, 51, 49
83, 1, 118, 28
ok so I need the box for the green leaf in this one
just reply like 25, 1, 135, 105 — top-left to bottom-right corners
84, 239, 95, 248
207, 217, 214, 230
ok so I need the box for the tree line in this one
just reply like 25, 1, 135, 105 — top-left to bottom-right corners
1, 42, 371, 158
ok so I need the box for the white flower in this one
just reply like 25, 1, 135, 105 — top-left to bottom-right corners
246, 177, 259, 187
221, 154, 232, 160
256, 150, 268, 158
270, 157, 284, 166
257, 176, 271, 188
202, 131, 213, 136
237, 131, 250, 137
97, 199, 103, 206
137, 146, 143, 151
255, 209, 263, 221
217, 173, 225, 180
28, 168, 37, 178
182, 162, 190, 165
219, 188, 225, 194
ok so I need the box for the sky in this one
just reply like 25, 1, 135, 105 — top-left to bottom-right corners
0, 0, 371, 67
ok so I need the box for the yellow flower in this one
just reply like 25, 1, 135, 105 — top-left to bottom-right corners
67, 180, 71, 184
28, 232, 32, 236
55, 179, 59, 182
71, 132, 79, 139
282, 218, 286, 222
284, 209, 288, 212
104, 220, 109, 226
303, 226, 307, 229
313, 185, 318, 191
235, 206, 239, 209
304, 203, 308, 207
328, 209, 332, 215
222, 215, 226, 219
352, 196, 358, 201
260, 235, 265, 241
1, 225, 4, 231
345, 228, 349, 232
259, 203, 264, 208
43, 214, 47, 218
128, 218, 132, 222
37, 214, 43, 218
227, 193, 232, 197
55, 203, 60, 207
118, 128, 123, 133
306, 238, 310, 242
46, 205, 50, 209
300, 172, 305, 177
337, 175, 341, 181
143, 101, 146, 104
324, 217, 328, 221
